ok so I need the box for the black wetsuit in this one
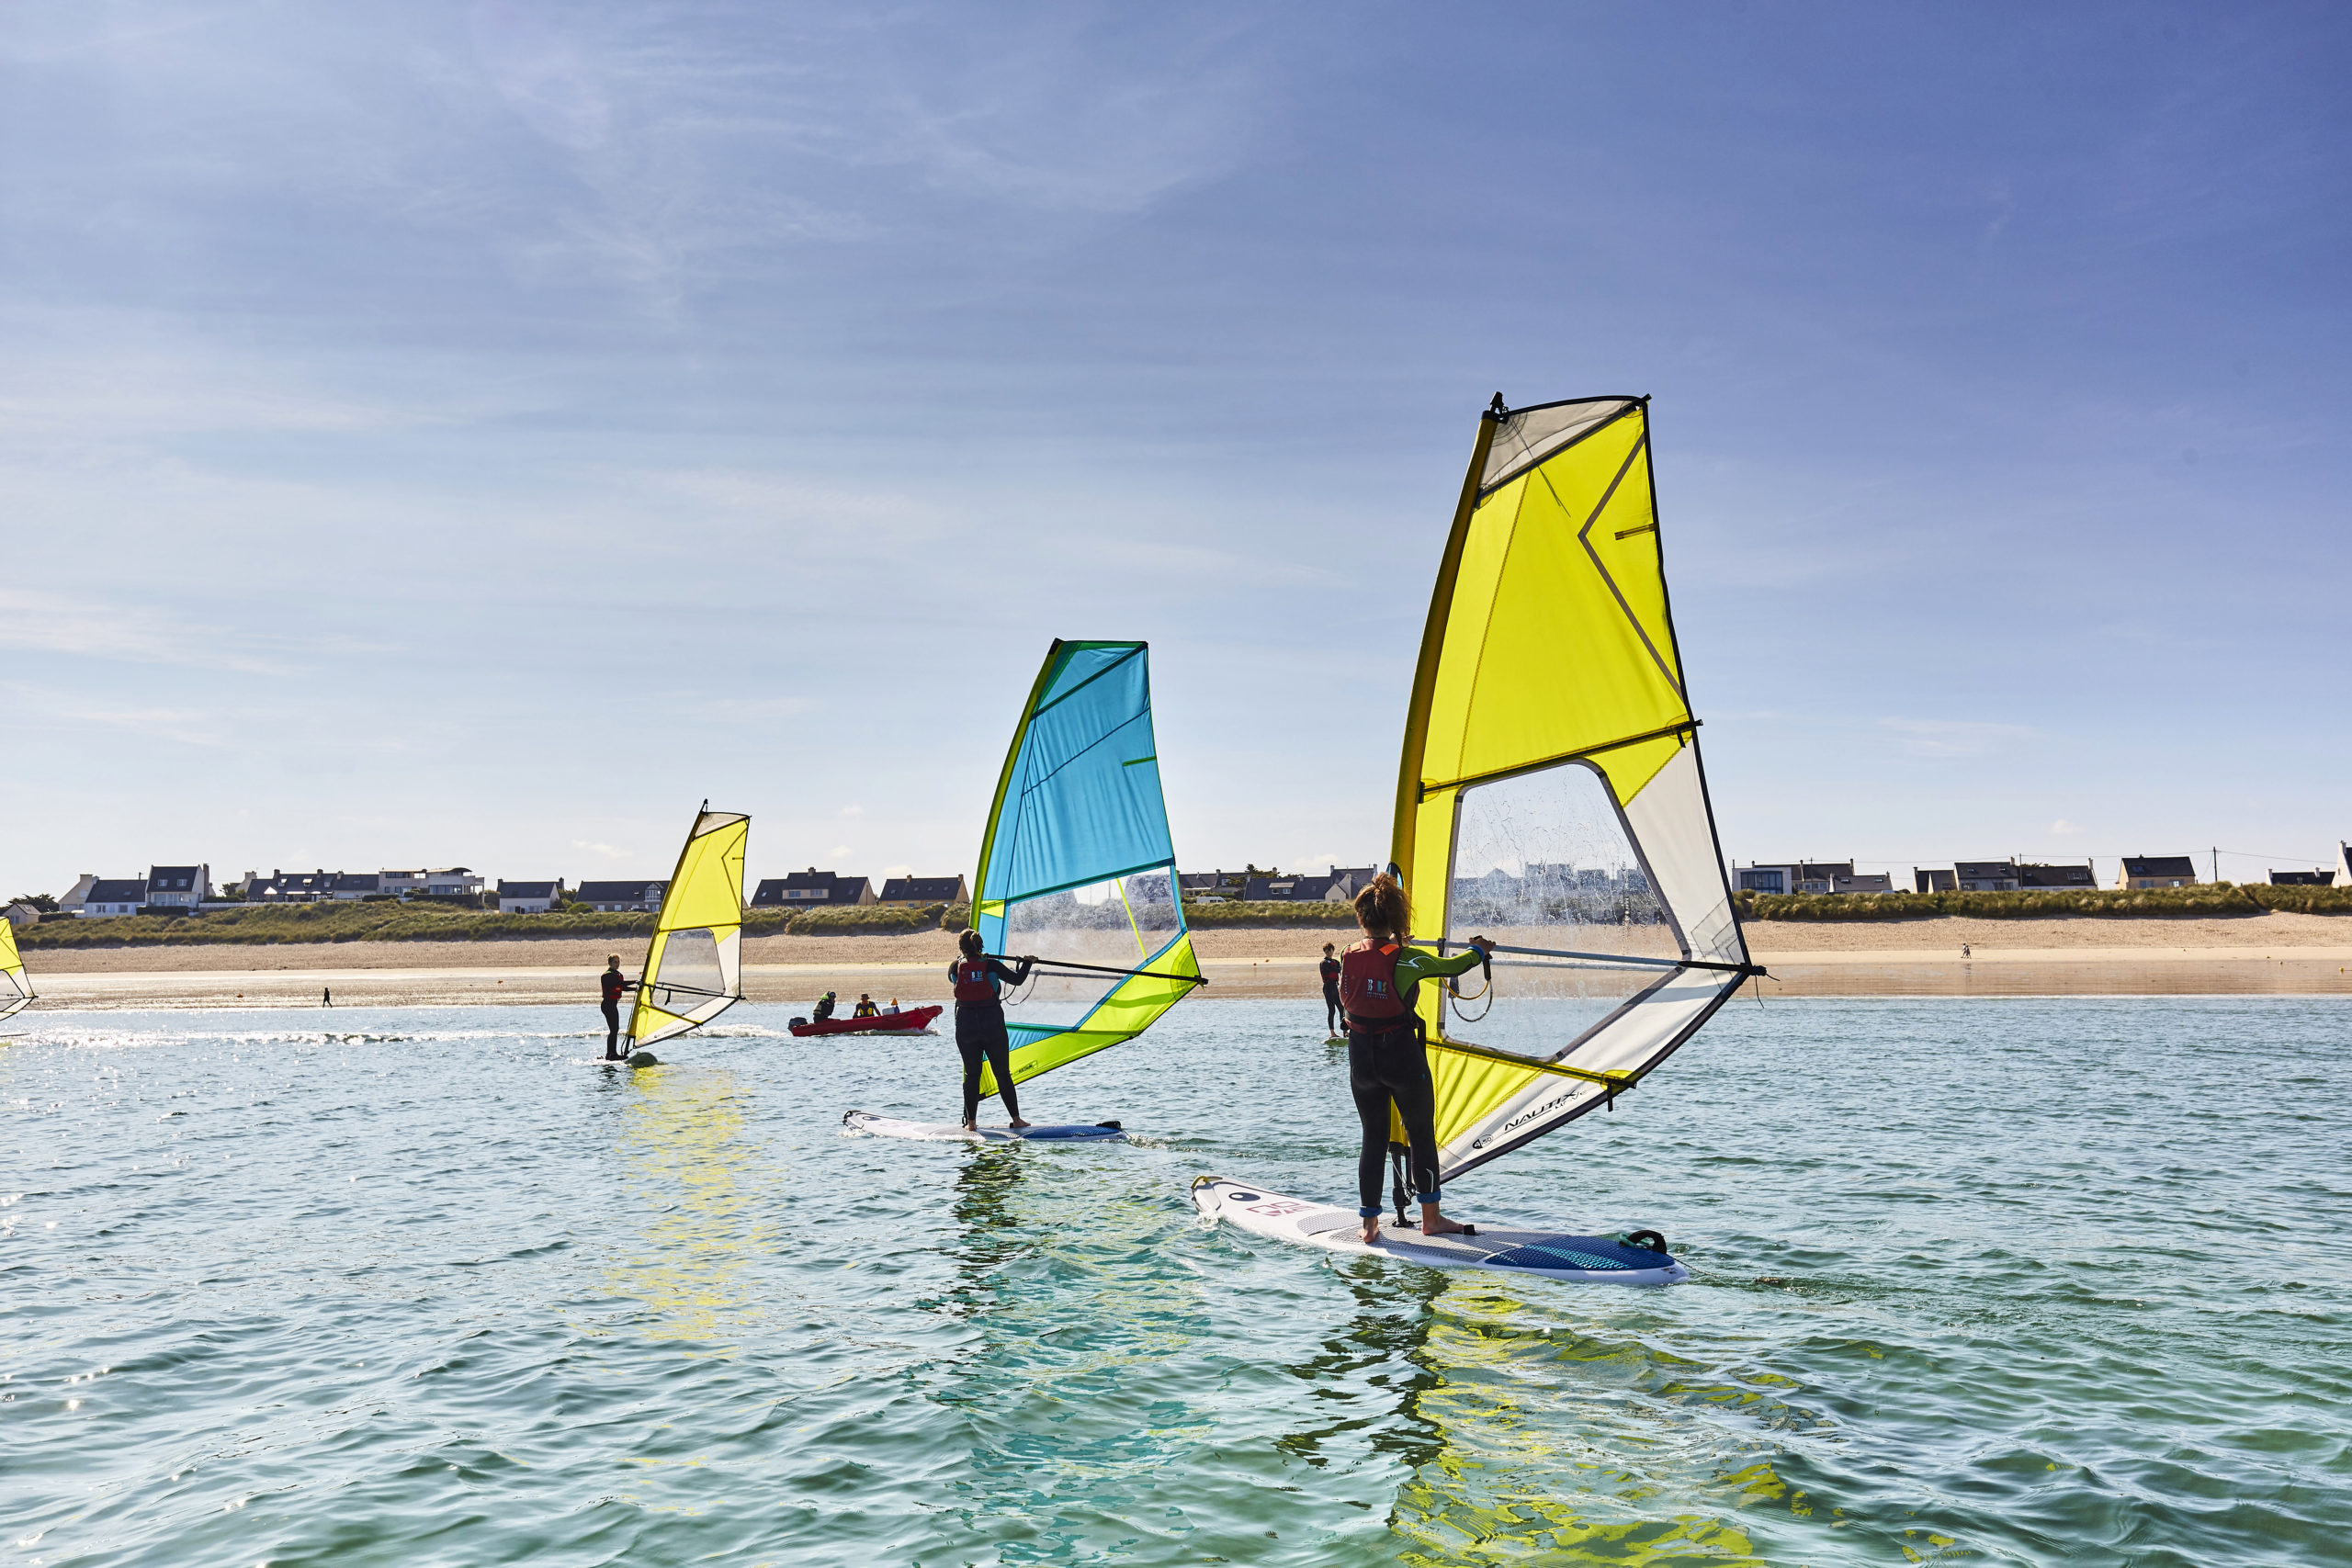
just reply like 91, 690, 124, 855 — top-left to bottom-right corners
600, 967, 629, 1057
951, 956, 1035, 1123
1319, 955, 1343, 1034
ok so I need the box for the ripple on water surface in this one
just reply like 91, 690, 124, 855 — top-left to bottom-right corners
4, 998, 2348, 1565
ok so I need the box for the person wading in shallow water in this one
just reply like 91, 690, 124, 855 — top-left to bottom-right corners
948, 928, 1035, 1130
1340, 874, 1490, 1247
1318, 942, 1343, 1037
600, 954, 635, 1060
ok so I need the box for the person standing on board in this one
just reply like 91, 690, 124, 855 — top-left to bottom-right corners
1318, 942, 1343, 1037
1340, 874, 1490, 1247
600, 954, 634, 1060
949, 928, 1035, 1131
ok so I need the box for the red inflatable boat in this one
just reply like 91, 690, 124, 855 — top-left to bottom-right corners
787, 1003, 944, 1038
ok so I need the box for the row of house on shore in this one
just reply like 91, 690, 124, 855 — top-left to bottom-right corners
1734, 844, 2352, 896
35, 864, 971, 919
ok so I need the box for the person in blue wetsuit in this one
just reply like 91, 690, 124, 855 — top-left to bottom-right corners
1339, 874, 1490, 1247
949, 928, 1036, 1131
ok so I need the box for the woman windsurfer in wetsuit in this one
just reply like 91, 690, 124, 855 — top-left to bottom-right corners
1319, 942, 1342, 1036
1340, 874, 1490, 1246
949, 928, 1036, 1131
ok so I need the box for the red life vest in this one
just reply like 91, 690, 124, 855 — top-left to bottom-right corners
952, 957, 999, 1004
1340, 941, 1409, 1028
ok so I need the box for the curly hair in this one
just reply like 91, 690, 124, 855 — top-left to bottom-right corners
1352, 874, 1409, 942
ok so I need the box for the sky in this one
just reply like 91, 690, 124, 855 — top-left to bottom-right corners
3, 1, 2348, 898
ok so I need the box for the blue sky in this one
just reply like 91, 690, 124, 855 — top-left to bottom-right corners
4, 2, 2346, 897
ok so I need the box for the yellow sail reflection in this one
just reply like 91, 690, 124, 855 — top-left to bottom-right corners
1329, 1279, 1831, 1565
604, 1066, 771, 1348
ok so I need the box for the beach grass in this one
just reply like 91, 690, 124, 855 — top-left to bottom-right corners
1736, 883, 2352, 920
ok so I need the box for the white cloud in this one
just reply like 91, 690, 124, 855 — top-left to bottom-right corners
838, 804, 865, 818
2050, 819, 2084, 836
831, 844, 854, 859
1878, 718, 2041, 757
572, 840, 629, 859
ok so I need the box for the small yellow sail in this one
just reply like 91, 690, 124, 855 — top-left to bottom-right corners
627, 807, 750, 1050
0, 914, 30, 1022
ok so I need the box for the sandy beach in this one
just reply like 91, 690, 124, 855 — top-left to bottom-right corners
17, 912, 2352, 1009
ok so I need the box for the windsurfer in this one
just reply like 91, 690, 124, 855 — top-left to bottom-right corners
1340, 874, 1490, 1246
1319, 942, 1342, 1036
950, 927, 1035, 1130
600, 954, 633, 1059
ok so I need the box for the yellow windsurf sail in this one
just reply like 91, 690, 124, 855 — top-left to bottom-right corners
627, 805, 750, 1050
1395, 395, 1754, 1184
0, 915, 30, 1022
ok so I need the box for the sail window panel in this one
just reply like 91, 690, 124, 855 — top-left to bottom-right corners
996, 870, 1182, 1033
1477, 397, 1644, 494
1440, 761, 1679, 1062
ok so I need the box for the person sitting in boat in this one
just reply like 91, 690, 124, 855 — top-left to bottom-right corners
853, 994, 879, 1018
949, 929, 1035, 1131
812, 990, 837, 1021
1340, 874, 1490, 1247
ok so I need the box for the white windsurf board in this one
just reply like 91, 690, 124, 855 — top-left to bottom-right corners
1191, 1175, 1688, 1285
843, 1110, 1126, 1144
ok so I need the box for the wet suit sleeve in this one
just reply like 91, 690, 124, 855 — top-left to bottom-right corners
986, 957, 1032, 988
1393, 946, 1487, 987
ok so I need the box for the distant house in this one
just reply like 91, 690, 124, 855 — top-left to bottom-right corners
2018, 863, 2096, 892
877, 875, 968, 908
1828, 873, 1895, 895
1736, 863, 1802, 896
424, 868, 483, 898
495, 880, 565, 913
2116, 855, 2197, 890
1243, 873, 1350, 902
1793, 862, 1855, 895
55, 874, 100, 916
379, 870, 428, 897
1180, 872, 1247, 903
574, 879, 668, 912
144, 864, 211, 907
5, 902, 42, 930
1914, 868, 1957, 893
79, 878, 151, 918
1955, 860, 2020, 892
242, 870, 343, 902
2271, 869, 2335, 886
750, 869, 876, 909
1327, 866, 1376, 898
327, 874, 381, 901
2339, 841, 2352, 887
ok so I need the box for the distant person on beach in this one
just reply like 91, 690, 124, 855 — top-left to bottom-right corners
322, 987, 332, 1008
1319, 942, 1343, 1036
812, 990, 837, 1021
1339, 874, 1490, 1247
949, 928, 1035, 1131
853, 993, 878, 1018
600, 955, 634, 1058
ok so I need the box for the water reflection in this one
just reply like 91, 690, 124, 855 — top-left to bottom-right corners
602, 1065, 771, 1348
1287, 1267, 1830, 1565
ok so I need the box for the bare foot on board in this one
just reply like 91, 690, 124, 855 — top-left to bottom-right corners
1420, 1210, 1471, 1236
1359, 1219, 1383, 1246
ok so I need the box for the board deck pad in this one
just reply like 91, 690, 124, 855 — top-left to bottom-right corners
1191, 1175, 1688, 1285
842, 1110, 1127, 1144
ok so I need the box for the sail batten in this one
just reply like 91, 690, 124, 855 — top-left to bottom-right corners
972, 639, 1200, 1098
627, 807, 750, 1050
1395, 397, 1748, 1186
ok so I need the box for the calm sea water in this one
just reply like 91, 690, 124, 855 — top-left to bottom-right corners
6, 997, 2347, 1567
